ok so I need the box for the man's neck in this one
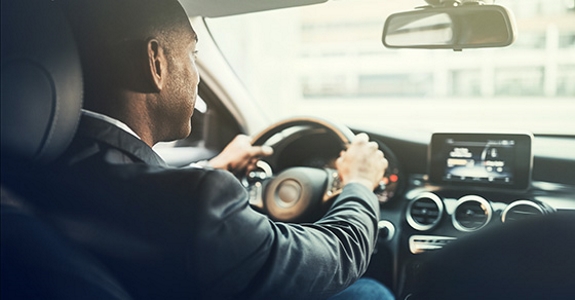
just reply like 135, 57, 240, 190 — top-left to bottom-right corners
82, 110, 141, 140
84, 92, 157, 147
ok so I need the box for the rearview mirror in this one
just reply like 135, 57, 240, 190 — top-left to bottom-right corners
382, 4, 516, 50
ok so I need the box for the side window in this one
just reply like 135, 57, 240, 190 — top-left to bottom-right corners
175, 96, 208, 147
185, 82, 243, 150
154, 85, 243, 166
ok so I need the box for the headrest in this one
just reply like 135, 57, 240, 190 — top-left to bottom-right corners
1, 0, 82, 163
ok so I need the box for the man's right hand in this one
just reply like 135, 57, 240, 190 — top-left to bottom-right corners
208, 134, 273, 174
335, 133, 388, 191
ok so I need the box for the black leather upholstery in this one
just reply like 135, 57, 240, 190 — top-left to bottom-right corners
1, 0, 131, 299
410, 214, 575, 300
1, 0, 82, 162
1, 187, 133, 300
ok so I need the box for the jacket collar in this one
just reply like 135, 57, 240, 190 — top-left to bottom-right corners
77, 113, 167, 167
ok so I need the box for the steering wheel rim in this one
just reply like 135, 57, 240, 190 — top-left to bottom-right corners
248, 116, 356, 223
252, 116, 355, 147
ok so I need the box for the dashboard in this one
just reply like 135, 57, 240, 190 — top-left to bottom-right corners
159, 124, 575, 297
366, 131, 575, 298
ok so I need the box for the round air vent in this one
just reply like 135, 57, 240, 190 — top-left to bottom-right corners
452, 195, 492, 232
501, 200, 547, 223
406, 192, 443, 231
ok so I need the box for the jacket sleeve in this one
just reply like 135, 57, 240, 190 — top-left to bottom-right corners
187, 169, 380, 299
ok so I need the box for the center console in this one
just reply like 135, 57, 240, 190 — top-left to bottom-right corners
395, 132, 550, 298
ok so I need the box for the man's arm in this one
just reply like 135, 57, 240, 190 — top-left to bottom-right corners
187, 134, 387, 299
188, 170, 380, 299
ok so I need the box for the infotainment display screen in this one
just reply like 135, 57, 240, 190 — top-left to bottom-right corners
429, 133, 532, 190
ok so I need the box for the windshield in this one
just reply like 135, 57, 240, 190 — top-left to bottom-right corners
205, 0, 575, 136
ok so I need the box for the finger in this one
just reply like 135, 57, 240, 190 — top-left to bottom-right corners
368, 141, 378, 150
353, 133, 369, 144
236, 134, 251, 142
246, 158, 259, 173
381, 155, 389, 169
260, 145, 274, 156
229, 134, 251, 149
248, 145, 274, 158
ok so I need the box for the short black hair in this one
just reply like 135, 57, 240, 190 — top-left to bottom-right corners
61, 0, 195, 96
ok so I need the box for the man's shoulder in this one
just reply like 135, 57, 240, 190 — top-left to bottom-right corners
63, 114, 164, 166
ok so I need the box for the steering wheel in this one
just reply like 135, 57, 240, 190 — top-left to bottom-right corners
245, 117, 355, 223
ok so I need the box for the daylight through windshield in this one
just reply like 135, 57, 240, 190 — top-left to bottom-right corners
205, 0, 575, 135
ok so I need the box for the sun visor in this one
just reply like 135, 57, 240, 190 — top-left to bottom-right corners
180, 0, 328, 17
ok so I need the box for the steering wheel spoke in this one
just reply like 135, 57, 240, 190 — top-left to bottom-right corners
247, 181, 265, 210
323, 168, 343, 202
242, 160, 274, 211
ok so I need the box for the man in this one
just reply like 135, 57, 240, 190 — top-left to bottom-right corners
54, 0, 391, 298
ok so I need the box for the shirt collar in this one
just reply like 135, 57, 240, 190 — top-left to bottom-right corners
81, 109, 141, 140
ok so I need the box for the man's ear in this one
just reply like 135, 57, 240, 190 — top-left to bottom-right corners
145, 39, 167, 92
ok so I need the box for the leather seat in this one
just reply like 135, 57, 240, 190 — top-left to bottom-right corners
409, 214, 575, 300
1, 0, 131, 298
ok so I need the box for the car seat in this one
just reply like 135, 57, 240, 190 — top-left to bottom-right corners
1, 0, 131, 298
409, 214, 575, 300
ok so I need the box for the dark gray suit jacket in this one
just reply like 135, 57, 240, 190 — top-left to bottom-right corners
39, 114, 380, 299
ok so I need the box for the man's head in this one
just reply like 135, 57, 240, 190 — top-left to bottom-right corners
63, 0, 199, 145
